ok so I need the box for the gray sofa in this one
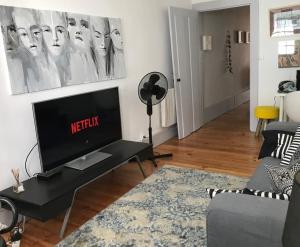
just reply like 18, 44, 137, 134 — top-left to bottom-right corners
207, 121, 299, 247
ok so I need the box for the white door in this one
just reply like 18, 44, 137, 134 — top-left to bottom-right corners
169, 7, 203, 139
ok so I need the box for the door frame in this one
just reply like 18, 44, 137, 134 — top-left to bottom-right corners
193, 0, 259, 132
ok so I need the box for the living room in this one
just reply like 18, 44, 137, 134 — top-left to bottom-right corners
0, 0, 300, 246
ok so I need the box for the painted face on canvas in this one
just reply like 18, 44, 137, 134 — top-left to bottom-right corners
67, 14, 91, 51
0, 7, 19, 53
39, 11, 67, 57
109, 19, 123, 50
13, 8, 42, 57
91, 17, 110, 56
1, 24, 18, 53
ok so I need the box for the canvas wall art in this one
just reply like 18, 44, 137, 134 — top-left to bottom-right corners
270, 5, 300, 37
278, 40, 300, 68
0, 6, 126, 95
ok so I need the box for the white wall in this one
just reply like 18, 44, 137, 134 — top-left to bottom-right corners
258, 0, 300, 106
0, 0, 191, 190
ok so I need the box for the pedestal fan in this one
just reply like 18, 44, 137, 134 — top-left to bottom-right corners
138, 72, 173, 167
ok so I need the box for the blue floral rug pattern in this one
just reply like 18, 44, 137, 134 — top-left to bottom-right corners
57, 165, 248, 247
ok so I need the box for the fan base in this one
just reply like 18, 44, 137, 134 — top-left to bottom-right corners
149, 153, 173, 167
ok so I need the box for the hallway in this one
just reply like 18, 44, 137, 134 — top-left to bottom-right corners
156, 102, 262, 177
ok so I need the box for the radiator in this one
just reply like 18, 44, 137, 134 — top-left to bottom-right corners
161, 88, 177, 127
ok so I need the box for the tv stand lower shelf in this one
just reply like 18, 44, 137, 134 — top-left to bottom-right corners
0, 140, 153, 238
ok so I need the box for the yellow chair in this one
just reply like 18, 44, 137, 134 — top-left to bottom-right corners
255, 106, 279, 137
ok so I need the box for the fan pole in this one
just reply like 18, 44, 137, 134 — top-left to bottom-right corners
146, 99, 158, 167
146, 98, 172, 167
147, 98, 153, 145
149, 115, 153, 145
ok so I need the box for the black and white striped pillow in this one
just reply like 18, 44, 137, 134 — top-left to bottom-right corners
246, 189, 290, 201
206, 188, 243, 198
271, 133, 294, 159
206, 188, 290, 201
281, 125, 300, 166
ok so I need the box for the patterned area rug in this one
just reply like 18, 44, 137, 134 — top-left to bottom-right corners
57, 165, 248, 247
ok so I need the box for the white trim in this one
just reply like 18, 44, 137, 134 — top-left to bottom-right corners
235, 90, 250, 106
193, 0, 251, 12
192, 0, 259, 132
203, 90, 250, 123
142, 125, 177, 147
204, 97, 235, 123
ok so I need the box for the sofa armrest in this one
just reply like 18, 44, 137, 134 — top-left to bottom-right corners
207, 193, 288, 247
266, 121, 299, 133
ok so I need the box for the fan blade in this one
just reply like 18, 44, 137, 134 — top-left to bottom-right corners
151, 85, 166, 101
152, 85, 161, 95
148, 74, 160, 85
140, 88, 151, 101
155, 87, 166, 100
143, 82, 149, 90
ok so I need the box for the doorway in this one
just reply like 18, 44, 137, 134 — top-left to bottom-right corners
169, 1, 259, 139
193, 0, 259, 133
201, 6, 250, 124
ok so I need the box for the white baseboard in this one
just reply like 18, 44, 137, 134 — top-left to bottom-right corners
204, 90, 250, 124
142, 125, 177, 147
204, 97, 235, 123
235, 89, 250, 106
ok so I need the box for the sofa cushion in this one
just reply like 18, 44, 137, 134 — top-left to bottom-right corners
266, 121, 299, 132
207, 193, 288, 247
247, 157, 281, 191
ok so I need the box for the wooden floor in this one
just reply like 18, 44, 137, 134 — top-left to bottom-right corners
18, 102, 262, 246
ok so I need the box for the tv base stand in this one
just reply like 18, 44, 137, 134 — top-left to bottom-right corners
65, 151, 112, 171
0, 140, 152, 238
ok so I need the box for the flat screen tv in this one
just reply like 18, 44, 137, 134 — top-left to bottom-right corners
33, 87, 122, 172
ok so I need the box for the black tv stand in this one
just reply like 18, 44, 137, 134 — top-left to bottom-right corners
36, 166, 64, 180
0, 140, 153, 238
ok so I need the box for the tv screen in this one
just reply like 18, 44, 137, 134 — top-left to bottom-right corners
33, 87, 122, 172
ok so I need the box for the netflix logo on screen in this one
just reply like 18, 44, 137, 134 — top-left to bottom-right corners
70, 116, 100, 134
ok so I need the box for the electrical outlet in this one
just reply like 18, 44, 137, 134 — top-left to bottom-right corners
142, 135, 149, 143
